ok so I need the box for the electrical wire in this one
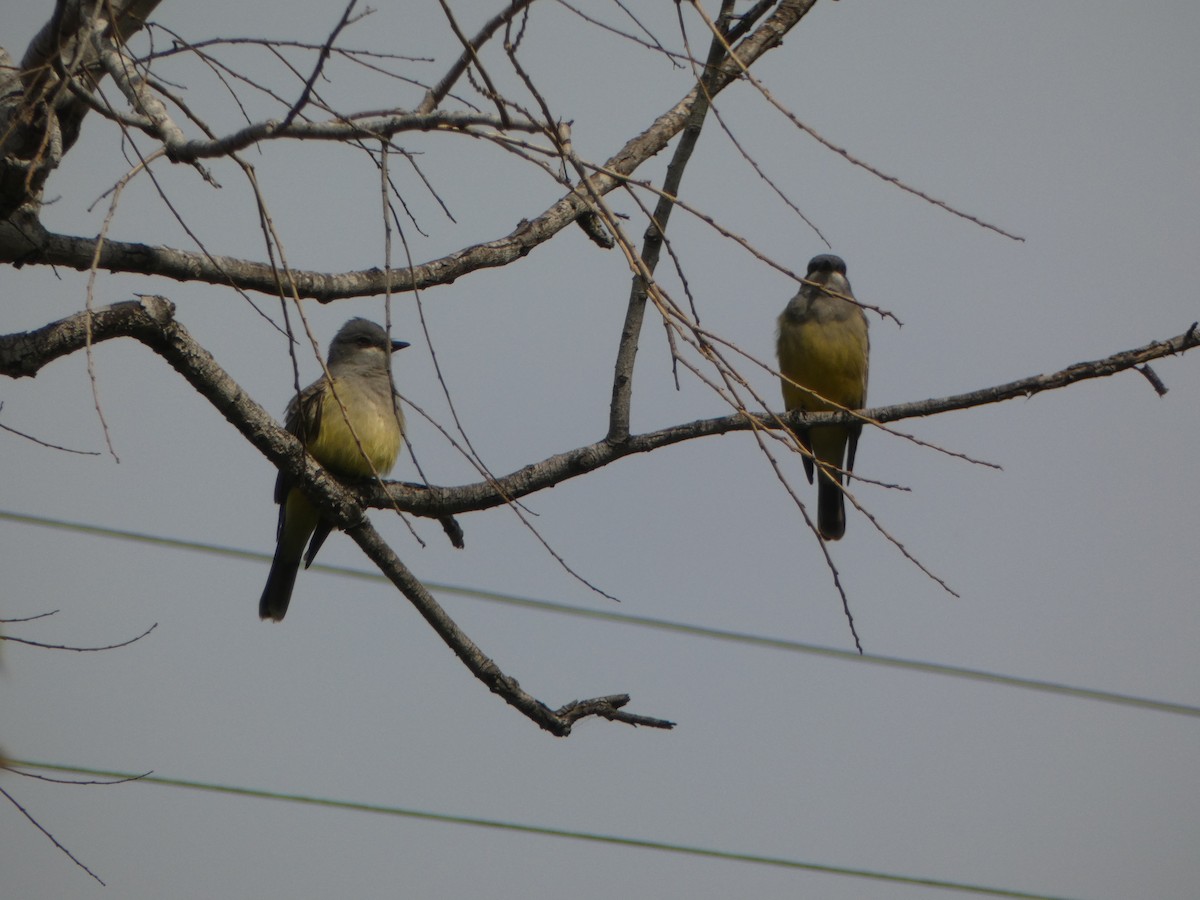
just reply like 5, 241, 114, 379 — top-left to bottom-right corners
2, 508, 1196, 718
8, 760, 1083, 900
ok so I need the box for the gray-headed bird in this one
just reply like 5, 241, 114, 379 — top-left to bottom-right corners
259, 318, 409, 621
776, 255, 870, 540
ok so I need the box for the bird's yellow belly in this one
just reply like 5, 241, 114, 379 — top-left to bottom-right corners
778, 317, 868, 413
309, 383, 404, 477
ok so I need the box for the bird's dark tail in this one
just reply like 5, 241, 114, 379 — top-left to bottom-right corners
259, 544, 302, 622
816, 469, 846, 541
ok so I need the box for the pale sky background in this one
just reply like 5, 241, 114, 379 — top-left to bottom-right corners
3, 2, 1199, 898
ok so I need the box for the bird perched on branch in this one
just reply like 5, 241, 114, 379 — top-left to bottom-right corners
776, 254, 870, 540
259, 318, 409, 621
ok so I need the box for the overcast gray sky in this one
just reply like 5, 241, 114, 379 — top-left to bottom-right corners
3, 2, 1199, 898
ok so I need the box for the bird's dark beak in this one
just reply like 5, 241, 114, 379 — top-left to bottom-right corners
390, 340, 410, 353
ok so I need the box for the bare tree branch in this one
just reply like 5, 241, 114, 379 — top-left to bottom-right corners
0, 298, 672, 735
0, 0, 818, 297
362, 323, 1197, 516
6, 307, 1194, 525
0, 402, 100, 454
0, 783, 105, 885
608, 0, 739, 443
0, 622, 157, 652
417, 0, 538, 115
0, 0, 162, 218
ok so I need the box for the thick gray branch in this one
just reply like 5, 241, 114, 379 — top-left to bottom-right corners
5, 307, 1195, 524
0, 0, 162, 218
1, 0, 818, 298
0, 299, 674, 736
359, 324, 1200, 517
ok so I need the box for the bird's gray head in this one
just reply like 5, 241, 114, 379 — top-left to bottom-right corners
806, 254, 847, 278
327, 318, 410, 369
805, 254, 851, 295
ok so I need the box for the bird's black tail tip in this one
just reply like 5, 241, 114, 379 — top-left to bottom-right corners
817, 478, 847, 541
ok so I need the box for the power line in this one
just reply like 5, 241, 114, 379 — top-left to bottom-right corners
3, 508, 1197, 719
9, 760, 1083, 900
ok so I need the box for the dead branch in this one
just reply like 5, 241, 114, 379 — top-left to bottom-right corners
608, 0, 739, 443
0, 297, 672, 736
0, 0, 163, 218
363, 323, 1199, 517
0, 623, 157, 652
4, 306, 1194, 524
0, 783, 105, 885
0, 1, 819, 297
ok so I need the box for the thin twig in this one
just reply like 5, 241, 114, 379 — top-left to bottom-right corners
0, 785, 105, 886
689, 0, 1023, 242
277, 0, 360, 131
0, 610, 60, 624
4, 766, 151, 786
0, 404, 100, 455
419, 0, 538, 114
1, 622, 157, 652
